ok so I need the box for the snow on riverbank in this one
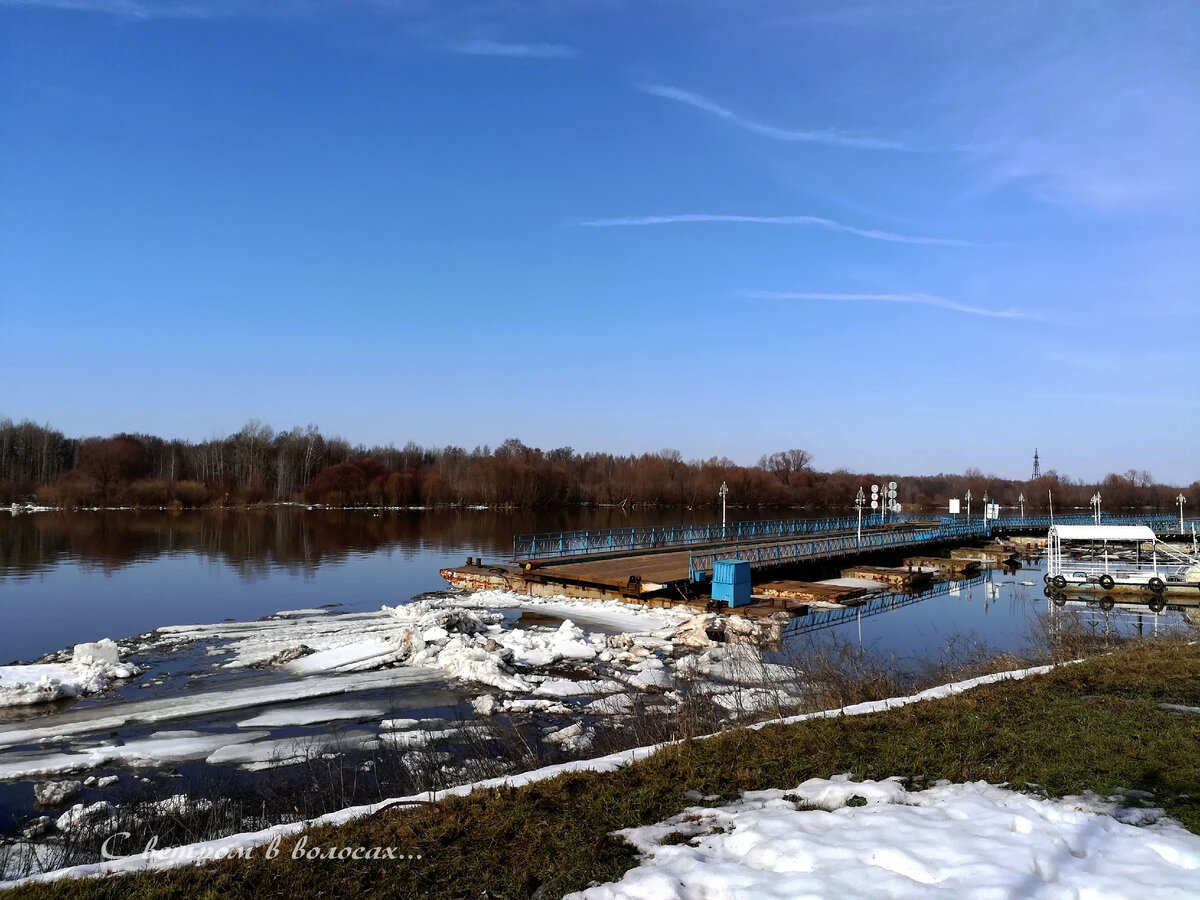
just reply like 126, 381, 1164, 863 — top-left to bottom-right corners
569, 775, 1200, 898
0, 641, 139, 708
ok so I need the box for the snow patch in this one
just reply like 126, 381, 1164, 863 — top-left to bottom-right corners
569, 776, 1200, 899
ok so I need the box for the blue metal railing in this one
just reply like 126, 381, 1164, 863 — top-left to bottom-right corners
989, 514, 1200, 532
513, 514, 892, 560
512, 513, 1199, 564
688, 518, 994, 581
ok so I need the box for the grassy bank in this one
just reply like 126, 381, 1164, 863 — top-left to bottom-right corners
7, 640, 1199, 899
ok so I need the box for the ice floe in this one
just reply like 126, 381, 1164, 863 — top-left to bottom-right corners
206, 730, 377, 772
0, 667, 441, 753
0, 640, 139, 708
143, 593, 679, 696
33, 781, 82, 807
0, 731, 269, 780
533, 678, 625, 698
235, 702, 391, 729
55, 801, 117, 833
378, 729, 460, 750
544, 722, 593, 753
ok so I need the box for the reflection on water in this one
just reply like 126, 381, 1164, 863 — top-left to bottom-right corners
3, 509, 1195, 670
0, 508, 727, 663
785, 573, 990, 637
0, 507, 721, 581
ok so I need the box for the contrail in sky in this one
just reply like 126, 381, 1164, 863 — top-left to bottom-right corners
739, 291, 1039, 320
640, 84, 910, 151
576, 214, 978, 246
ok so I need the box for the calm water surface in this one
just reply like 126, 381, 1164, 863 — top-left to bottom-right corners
2, 507, 1058, 663
0, 508, 733, 661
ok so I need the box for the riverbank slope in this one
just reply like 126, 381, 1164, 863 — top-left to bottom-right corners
5, 639, 1199, 899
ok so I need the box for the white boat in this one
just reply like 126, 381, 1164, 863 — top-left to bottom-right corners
1045, 524, 1200, 598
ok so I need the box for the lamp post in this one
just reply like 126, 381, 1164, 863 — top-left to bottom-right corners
1178, 493, 1187, 533
965, 489, 972, 521
1018, 493, 1025, 519
855, 487, 866, 545
1090, 492, 1102, 525
983, 491, 989, 522
719, 481, 729, 537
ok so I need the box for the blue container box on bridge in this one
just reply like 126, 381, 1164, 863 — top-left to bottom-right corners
712, 559, 751, 607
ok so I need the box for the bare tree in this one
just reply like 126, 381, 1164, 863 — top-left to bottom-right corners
757, 449, 813, 486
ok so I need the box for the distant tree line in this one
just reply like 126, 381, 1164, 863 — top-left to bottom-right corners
0, 418, 1194, 513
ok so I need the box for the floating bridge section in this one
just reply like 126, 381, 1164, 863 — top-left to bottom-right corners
441, 512, 1200, 608
508, 514, 995, 592
512, 514, 888, 560
686, 518, 991, 582
512, 513, 1199, 563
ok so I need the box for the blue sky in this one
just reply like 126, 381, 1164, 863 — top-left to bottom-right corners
1, 0, 1196, 482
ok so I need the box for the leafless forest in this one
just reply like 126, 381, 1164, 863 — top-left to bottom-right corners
0, 418, 1192, 511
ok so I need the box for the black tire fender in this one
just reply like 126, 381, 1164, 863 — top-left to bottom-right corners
1098, 574, 1115, 591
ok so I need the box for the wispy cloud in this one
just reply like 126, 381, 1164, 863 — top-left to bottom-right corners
639, 84, 909, 151
448, 39, 578, 59
1045, 392, 1200, 409
575, 214, 980, 247
952, 4, 1198, 211
739, 291, 1038, 320
780, 2, 968, 29
0, 0, 305, 16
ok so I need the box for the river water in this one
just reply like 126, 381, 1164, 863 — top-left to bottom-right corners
0, 506, 1061, 664
2, 507, 1195, 871
1, 507, 688, 663
0, 506, 1159, 664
